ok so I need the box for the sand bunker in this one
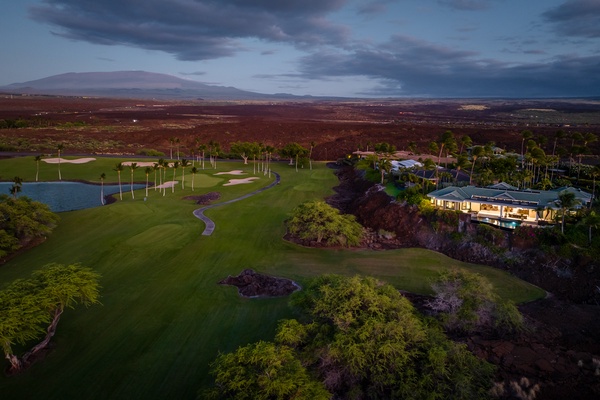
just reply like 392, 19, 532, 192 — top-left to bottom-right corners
215, 170, 246, 176
43, 157, 96, 164
155, 180, 178, 189
223, 177, 259, 186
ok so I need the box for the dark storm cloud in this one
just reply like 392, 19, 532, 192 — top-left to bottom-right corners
437, 0, 496, 11
543, 0, 600, 38
357, 1, 392, 15
29, 0, 350, 60
298, 35, 600, 97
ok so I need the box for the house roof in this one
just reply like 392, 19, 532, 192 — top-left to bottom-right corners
427, 185, 591, 209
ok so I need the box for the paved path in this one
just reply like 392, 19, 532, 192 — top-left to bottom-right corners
192, 172, 281, 236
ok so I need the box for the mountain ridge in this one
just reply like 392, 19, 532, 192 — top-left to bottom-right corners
0, 71, 305, 100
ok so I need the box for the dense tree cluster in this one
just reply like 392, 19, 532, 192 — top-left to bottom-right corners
0, 195, 59, 259
0, 263, 101, 373
427, 269, 524, 335
206, 275, 495, 399
286, 201, 363, 247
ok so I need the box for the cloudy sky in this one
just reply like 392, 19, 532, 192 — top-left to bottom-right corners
2, 0, 599, 97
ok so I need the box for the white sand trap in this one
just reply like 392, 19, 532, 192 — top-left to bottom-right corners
43, 157, 96, 164
155, 180, 179, 189
223, 177, 259, 186
215, 170, 246, 176
122, 161, 156, 167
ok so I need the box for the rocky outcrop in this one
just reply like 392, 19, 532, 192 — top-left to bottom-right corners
219, 269, 300, 298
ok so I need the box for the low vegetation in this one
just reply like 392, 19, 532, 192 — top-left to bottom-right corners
286, 200, 363, 246
206, 275, 495, 399
0, 195, 59, 259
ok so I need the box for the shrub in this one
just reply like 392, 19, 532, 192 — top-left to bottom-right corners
136, 148, 165, 157
287, 201, 363, 246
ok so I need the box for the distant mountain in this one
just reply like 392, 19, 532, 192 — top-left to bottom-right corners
0, 71, 300, 100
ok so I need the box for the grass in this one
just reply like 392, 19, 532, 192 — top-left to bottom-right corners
0, 156, 545, 400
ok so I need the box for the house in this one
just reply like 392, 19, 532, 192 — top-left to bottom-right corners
391, 159, 423, 171
427, 184, 591, 228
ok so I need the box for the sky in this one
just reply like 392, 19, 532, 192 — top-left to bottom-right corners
1, 0, 599, 98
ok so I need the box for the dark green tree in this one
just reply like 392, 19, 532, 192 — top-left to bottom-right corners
287, 201, 363, 246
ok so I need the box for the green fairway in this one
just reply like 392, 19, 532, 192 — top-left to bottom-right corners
0, 157, 544, 400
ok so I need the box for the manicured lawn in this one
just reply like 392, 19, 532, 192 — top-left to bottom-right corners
0, 157, 544, 399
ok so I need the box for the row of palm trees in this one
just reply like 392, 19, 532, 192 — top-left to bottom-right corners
106, 159, 202, 203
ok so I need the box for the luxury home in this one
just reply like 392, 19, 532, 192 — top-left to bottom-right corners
427, 183, 592, 227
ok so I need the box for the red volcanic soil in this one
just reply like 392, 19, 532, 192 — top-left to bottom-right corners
1, 95, 599, 160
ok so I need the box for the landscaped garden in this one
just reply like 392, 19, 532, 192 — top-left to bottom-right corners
0, 156, 544, 399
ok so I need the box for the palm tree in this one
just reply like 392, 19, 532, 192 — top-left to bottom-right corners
129, 163, 138, 199
10, 176, 23, 199
191, 166, 198, 191
175, 137, 181, 160
591, 165, 600, 208
198, 144, 207, 169
100, 173, 106, 205
581, 210, 600, 246
169, 137, 176, 159
114, 162, 124, 201
152, 162, 160, 191
144, 167, 152, 197
469, 146, 484, 185
56, 143, 64, 180
171, 161, 179, 193
454, 154, 468, 183
520, 130, 533, 168
34, 154, 42, 182
180, 159, 190, 189
379, 158, 392, 185
309, 141, 316, 170
557, 191, 580, 234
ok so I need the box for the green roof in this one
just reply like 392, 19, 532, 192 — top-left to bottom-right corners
427, 185, 591, 209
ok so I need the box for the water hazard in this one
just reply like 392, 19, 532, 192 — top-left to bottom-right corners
0, 181, 145, 212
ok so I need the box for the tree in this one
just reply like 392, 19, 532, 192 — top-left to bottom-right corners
428, 269, 524, 335
556, 190, 580, 234
378, 157, 392, 184
100, 173, 106, 205
34, 154, 42, 182
190, 166, 198, 191
230, 141, 253, 164
144, 167, 152, 197
169, 137, 176, 159
459, 135, 472, 155
308, 141, 316, 170
454, 154, 469, 183
581, 210, 600, 246
171, 161, 179, 193
287, 201, 363, 246
469, 145, 484, 185
56, 143, 64, 180
0, 263, 101, 373
113, 162, 124, 201
281, 143, 307, 172
0, 195, 59, 258
520, 130, 533, 168
9, 176, 23, 199
205, 341, 330, 400
129, 162, 138, 199
286, 275, 495, 398
197, 143, 207, 169
180, 159, 190, 189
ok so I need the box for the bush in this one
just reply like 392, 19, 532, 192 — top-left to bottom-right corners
287, 201, 363, 246
136, 148, 165, 157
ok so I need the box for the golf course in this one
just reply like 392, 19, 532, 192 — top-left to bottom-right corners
0, 156, 545, 399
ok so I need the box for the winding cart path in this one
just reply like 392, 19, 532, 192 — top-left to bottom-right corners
193, 172, 280, 235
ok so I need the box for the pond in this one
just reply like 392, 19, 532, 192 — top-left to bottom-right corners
0, 181, 146, 212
